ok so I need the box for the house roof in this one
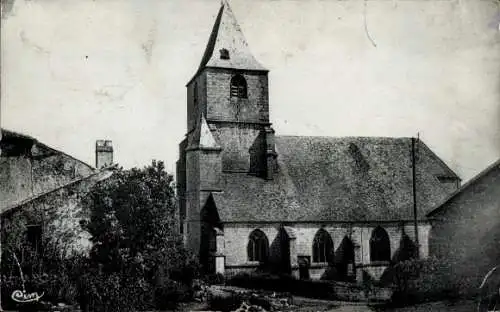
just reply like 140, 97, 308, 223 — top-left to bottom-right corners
1, 128, 95, 170
1, 165, 116, 215
426, 158, 500, 218
188, 0, 267, 85
211, 136, 460, 223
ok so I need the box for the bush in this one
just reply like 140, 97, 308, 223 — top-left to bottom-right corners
169, 255, 201, 286
154, 280, 191, 310
76, 161, 197, 311
384, 257, 460, 306
208, 290, 244, 312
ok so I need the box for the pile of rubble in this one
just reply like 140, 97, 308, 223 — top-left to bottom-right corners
206, 285, 294, 312
232, 301, 266, 312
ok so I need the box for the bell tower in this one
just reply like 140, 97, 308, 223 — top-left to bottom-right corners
178, 0, 276, 256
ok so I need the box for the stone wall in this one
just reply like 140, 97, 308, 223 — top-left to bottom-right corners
213, 124, 262, 172
429, 163, 500, 296
222, 221, 430, 281
205, 69, 269, 123
1, 170, 112, 256
186, 72, 208, 133
0, 141, 94, 213
0, 157, 32, 211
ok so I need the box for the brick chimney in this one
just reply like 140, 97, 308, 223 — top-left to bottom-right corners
265, 127, 277, 180
95, 140, 113, 169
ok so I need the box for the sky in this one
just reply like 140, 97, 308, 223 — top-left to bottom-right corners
1, 0, 500, 182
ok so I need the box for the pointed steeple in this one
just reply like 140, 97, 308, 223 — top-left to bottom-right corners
196, 0, 266, 73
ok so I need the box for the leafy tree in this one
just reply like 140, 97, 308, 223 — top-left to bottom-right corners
79, 160, 198, 312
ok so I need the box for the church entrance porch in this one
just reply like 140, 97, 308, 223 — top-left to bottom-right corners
200, 224, 225, 275
200, 224, 217, 274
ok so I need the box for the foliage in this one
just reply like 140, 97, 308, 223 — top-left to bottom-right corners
382, 256, 460, 306
1, 160, 199, 311
78, 160, 199, 311
1, 206, 84, 310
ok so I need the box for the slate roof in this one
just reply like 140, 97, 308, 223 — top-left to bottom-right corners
211, 136, 460, 222
188, 0, 266, 84
1, 128, 95, 169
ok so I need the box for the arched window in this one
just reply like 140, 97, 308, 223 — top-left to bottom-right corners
370, 226, 391, 262
230, 74, 247, 98
312, 229, 334, 263
247, 229, 269, 262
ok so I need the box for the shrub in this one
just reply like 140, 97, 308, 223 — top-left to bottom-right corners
76, 161, 197, 311
169, 255, 201, 286
208, 290, 244, 312
384, 257, 460, 306
154, 280, 191, 310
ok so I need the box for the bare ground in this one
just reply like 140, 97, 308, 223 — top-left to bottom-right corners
179, 299, 476, 312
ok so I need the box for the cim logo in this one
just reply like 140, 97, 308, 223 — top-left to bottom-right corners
11, 290, 44, 303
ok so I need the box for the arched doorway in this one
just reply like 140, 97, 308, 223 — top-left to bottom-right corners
200, 224, 217, 274
334, 236, 355, 282
200, 195, 222, 274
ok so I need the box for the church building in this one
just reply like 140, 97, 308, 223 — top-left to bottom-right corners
176, 1, 461, 282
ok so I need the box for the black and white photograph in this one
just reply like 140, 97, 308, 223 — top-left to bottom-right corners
1, 0, 499, 311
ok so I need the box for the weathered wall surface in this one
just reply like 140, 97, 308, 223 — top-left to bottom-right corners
0, 157, 32, 211
1, 169, 112, 256
429, 162, 500, 296
223, 221, 429, 280
206, 69, 269, 124
0, 140, 94, 212
213, 124, 262, 172
186, 72, 208, 134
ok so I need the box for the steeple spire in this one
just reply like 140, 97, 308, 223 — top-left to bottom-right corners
196, 0, 266, 73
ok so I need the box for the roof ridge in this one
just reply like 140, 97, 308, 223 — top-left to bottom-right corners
1, 165, 117, 215
276, 135, 414, 140
1, 128, 96, 170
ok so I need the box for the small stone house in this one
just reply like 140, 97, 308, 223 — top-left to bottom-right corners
427, 159, 500, 296
0, 128, 115, 255
176, 1, 461, 282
